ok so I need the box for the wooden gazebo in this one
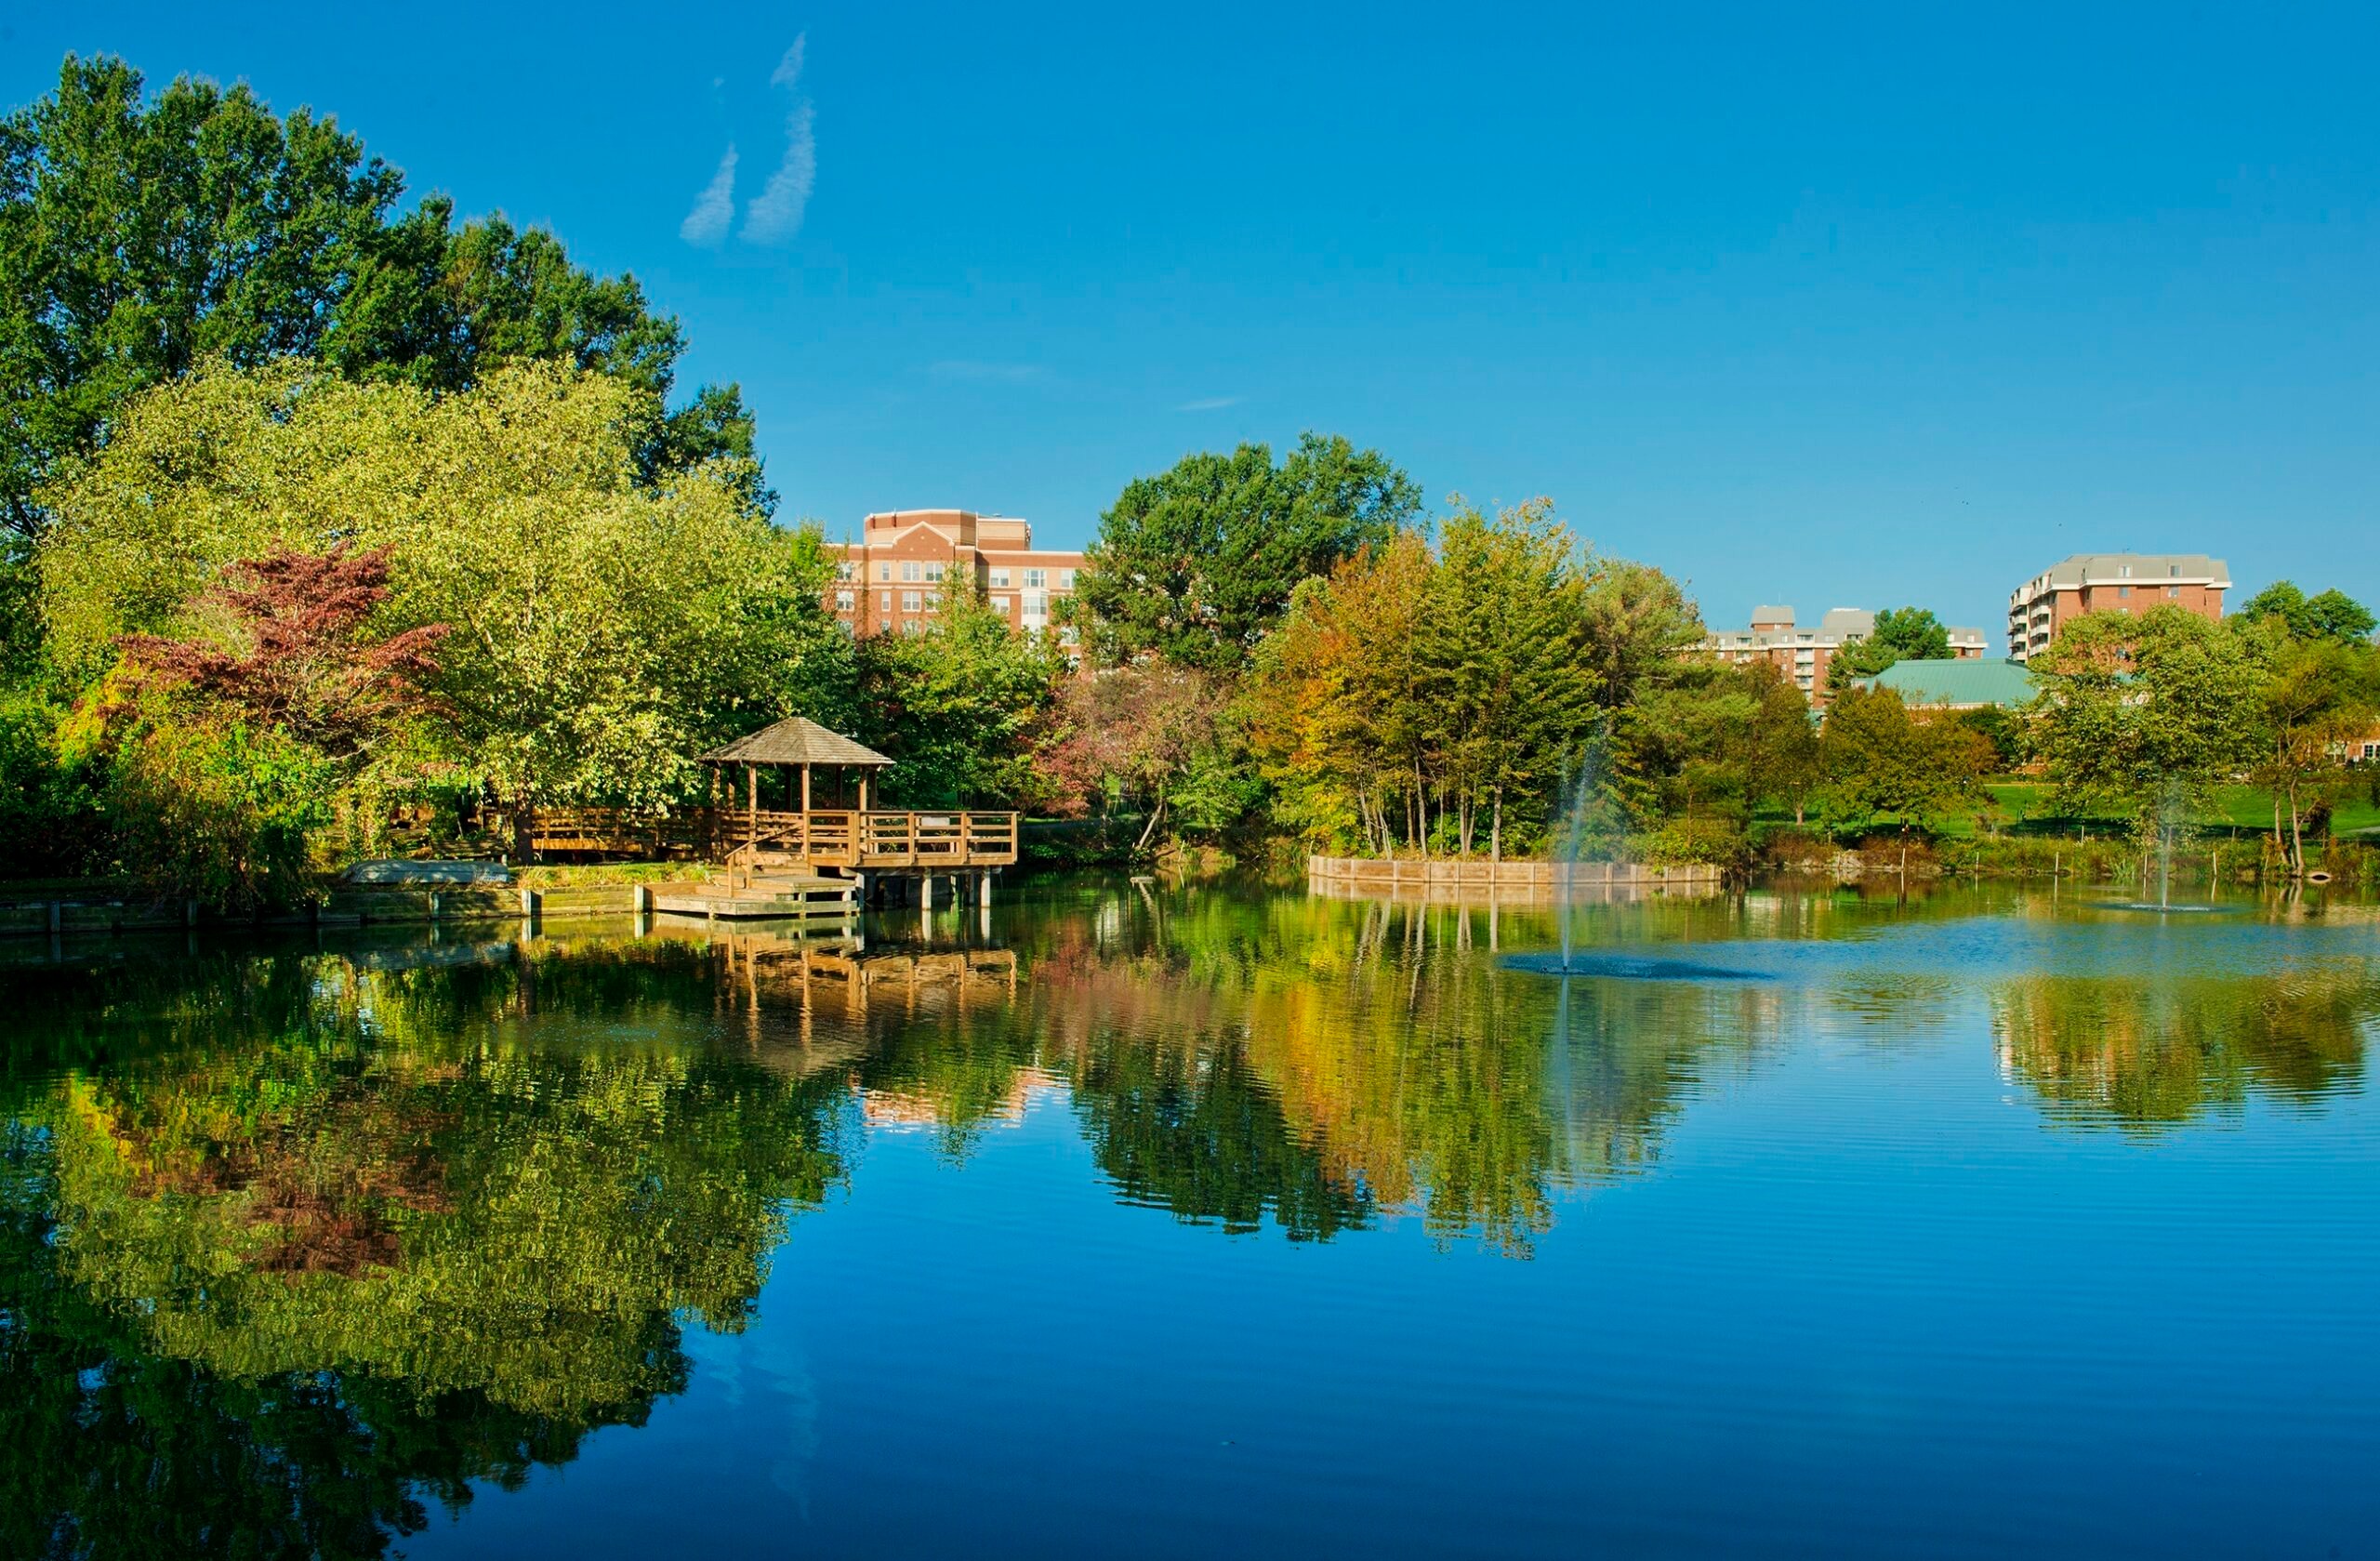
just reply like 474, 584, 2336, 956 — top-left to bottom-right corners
697, 717, 1019, 880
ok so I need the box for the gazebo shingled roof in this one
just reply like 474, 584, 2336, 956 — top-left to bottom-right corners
698, 717, 892, 768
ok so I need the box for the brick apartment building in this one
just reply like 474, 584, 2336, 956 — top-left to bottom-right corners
1699, 606, 1988, 708
822, 509, 1087, 640
2006, 553, 2228, 664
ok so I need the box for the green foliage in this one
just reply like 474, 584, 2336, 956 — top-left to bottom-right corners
854, 591, 1067, 806
1247, 506, 1700, 857
2233, 614, 2379, 872
2025, 607, 2262, 833
2237, 579, 2377, 643
1831, 605, 1954, 683
1819, 685, 1990, 836
0, 55, 761, 538
1626, 659, 1820, 844
1954, 705, 2024, 770
1416, 499, 1606, 853
1043, 660, 1256, 848
1078, 432, 1421, 673
100, 718, 338, 909
0, 690, 99, 874
37, 359, 841, 809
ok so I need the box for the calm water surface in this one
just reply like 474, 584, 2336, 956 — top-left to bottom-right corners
5, 883, 2376, 1558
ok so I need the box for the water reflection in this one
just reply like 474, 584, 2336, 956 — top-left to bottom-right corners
0, 883, 2372, 1554
1992, 962, 2379, 1129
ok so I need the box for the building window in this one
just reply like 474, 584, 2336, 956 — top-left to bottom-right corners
878, 563, 892, 583
836, 562, 854, 582
902, 591, 922, 612
923, 562, 945, 583
1025, 568, 1047, 589
2120, 564, 2133, 578
838, 619, 855, 637
1024, 590, 1048, 616
902, 562, 920, 583
2119, 586, 2132, 599
989, 568, 1010, 588
2165, 586, 2178, 599
990, 595, 1012, 615
901, 618, 922, 636
879, 590, 892, 613
1056, 568, 1076, 589
835, 590, 854, 612
2169, 564, 2180, 577
1059, 625, 1079, 647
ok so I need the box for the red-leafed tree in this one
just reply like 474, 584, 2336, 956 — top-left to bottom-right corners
117, 542, 446, 760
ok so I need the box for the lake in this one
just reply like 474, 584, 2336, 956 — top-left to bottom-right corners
5, 881, 2375, 1558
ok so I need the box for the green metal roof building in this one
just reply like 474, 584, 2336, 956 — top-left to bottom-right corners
1857, 658, 2039, 709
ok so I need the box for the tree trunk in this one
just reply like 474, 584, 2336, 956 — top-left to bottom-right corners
2287, 777, 2305, 878
1490, 787, 1503, 865
1135, 781, 1167, 853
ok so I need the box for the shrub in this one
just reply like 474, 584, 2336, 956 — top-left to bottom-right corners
104, 721, 337, 910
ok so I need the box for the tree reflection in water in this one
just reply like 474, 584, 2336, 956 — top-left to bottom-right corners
1991, 961, 2378, 1130
0, 884, 2370, 1554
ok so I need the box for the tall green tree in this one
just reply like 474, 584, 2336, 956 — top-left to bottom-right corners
0, 55, 764, 537
2235, 615, 2379, 874
39, 359, 841, 812
1077, 433, 1421, 673
1831, 605, 1955, 683
1414, 499, 1602, 857
853, 591, 1068, 807
1818, 684, 1990, 870
2025, 606, 2262, 834
2237, 580, 2378, 644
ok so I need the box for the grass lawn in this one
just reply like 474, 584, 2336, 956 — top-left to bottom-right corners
1966, 781, 2380, 839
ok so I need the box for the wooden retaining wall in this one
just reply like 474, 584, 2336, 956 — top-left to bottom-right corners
1307, 856, 1723, 893
0, 882, 692, 939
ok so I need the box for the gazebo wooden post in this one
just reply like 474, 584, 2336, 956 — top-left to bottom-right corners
800, 763, 813, 858
745, 763, 758, 850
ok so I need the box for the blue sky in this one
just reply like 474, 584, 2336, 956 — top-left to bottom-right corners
10, 2, 2378, 646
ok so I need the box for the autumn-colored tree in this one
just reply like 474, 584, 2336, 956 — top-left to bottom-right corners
1043, 661, 1247, 850
116, 541, 445, 763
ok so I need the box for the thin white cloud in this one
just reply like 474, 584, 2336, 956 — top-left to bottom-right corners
771, 34, 806, 89
745, 34, 815, 244
1177, 395, 1241, 412
932, 361, 1047, 384
680, 144, 738, 246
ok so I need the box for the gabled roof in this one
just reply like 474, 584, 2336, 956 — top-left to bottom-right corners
698, 717, 892, 767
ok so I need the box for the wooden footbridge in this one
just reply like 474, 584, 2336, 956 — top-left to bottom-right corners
518, 718, 1017, 919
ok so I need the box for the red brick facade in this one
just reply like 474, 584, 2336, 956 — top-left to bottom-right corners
1698, 606, 1987, 709
822, 510, 1087, 641
2007, 554, 2228, 663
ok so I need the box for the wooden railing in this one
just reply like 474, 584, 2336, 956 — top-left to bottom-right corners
516, 806, 1019, 867
523, 808, 706, 857
721, 809, 1019, 868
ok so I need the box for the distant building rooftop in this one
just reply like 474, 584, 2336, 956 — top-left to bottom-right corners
2011, 553, 2230, 602
1859, 658, 2038, 710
